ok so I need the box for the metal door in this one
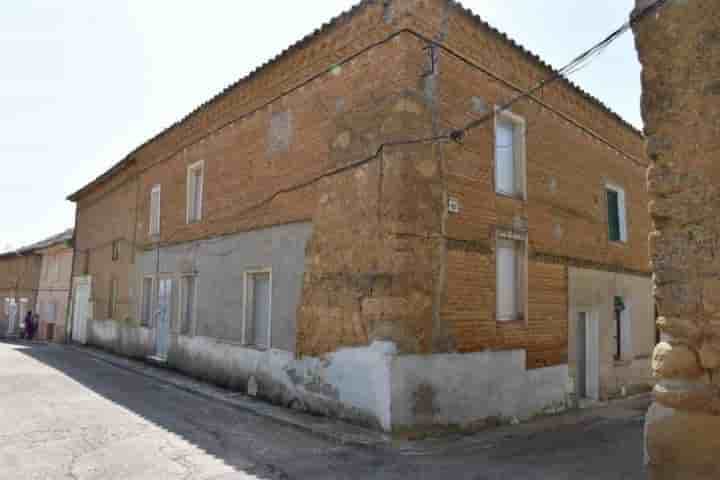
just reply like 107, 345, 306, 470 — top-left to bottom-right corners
154, 278, 172, 360
72, 282, 90, 344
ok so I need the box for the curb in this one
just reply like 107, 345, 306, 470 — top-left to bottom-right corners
65, 344, 390, 450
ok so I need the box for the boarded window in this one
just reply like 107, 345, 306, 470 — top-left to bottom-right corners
141, 277, 154, 327
180, 276, 196, 336
186, 161, 204, 223
245, 271, 271, 349
149, 185, 161, 235
46, 301, 57, 323
606, 185, 627, 242
496, 234, 526, 322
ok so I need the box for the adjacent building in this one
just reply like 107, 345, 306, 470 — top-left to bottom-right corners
34, 229, 74, 342
67, 0, 654, 432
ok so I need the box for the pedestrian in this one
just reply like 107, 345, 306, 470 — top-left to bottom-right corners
24, 311, 33, 340
32, 313, 40, 340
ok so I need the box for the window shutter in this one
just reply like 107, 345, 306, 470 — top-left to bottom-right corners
495, 121, 516, 195
607, 189, 621, 242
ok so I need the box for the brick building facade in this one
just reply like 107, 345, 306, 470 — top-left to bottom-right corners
68, 0, 653, 431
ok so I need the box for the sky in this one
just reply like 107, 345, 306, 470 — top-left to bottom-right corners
0, 1, 643, 252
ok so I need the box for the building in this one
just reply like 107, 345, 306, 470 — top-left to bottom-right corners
0, 249, 41, 338
0, 229, 73, 340
34, 229, 75, 342
67, 0, 653, 432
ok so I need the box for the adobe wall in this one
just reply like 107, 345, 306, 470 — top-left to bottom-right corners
633, 0, 720, 477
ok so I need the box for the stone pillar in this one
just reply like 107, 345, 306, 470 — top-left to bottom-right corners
633, 0, 720, 478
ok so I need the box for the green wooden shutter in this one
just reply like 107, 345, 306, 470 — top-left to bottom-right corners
607, 189, 621, 242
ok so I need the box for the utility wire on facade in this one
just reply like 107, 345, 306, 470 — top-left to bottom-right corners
80, 0, 669, 254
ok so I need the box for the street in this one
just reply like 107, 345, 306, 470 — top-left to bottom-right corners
0, 341, 649, 479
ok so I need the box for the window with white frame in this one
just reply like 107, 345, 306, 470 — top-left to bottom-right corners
46, 301, 57, 323
179, 275, 196, 336
141, 276, 154, 327
496, 230, 527, 322
495, 110, 526, 198
244, 270, 271, 349
149, 185, 161, 236
186, 161, 204, 224
606, 183, 627, 243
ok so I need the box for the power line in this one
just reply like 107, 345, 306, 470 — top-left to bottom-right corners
450, 0, 669, 142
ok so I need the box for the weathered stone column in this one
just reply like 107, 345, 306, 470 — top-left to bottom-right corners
633, 0, 720, 478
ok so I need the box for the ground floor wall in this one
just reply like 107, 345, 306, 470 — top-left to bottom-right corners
35, 289, 69, 343
0, 291, 38, 338
568, 267, 654, 401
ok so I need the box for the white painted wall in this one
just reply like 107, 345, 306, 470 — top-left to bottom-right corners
391, 349, 569, 428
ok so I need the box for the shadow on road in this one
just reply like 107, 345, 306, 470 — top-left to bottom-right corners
7, 340, 384, 479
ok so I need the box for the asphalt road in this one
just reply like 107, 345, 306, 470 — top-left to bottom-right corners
0, 341, 649, 479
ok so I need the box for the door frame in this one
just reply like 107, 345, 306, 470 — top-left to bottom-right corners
71, 276, 92, 344
152, 275, 174, 361
575, 307, 600, 402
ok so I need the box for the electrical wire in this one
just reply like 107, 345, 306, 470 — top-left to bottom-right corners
450, 0, 670, 142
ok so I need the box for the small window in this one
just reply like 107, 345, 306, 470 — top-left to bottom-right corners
108, 277, 119, 319
496, 231, 527, 322
495, 111, 526, 198
179, 276, 196, 336
606, 184, 627, 243
112, 240, 120, 262
244, 270, 271, 349
187, 161, 204, 224
149, 185, 161, 236
141, 277, 154, 327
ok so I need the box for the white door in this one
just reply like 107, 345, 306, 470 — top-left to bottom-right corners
154, 278, 172, 360
577, 311, 600, 401
72, 282, 91, 344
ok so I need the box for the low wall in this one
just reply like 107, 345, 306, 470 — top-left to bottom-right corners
87, 320, 569, 432
391, 350, 569, 429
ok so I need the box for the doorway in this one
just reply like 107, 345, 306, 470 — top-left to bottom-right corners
6, 299, 17, 336
577, 310, 600, 401
154, 278, 173, 361
72, 278, 91, 344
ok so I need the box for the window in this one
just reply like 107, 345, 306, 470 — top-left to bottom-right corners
186, 161, 204, 224
496, 231, 527, 322
243, 270, 272, 349
179, 276, 196, 336
149, 185, 161, 236
614, 296, 633, 361
46, 301, 57, 323
141, 277, 154, 327
606, 184, 627, 243
112, 240, 120, 262
495, 111, 526, 198
108, 277, 119, 319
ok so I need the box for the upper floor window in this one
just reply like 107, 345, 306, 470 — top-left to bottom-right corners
606, 183, 627, 243
187, 161, 205, 224
495, 110, 526, 199
149, 184, 161, 236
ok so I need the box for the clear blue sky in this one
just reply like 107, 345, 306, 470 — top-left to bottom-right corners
0, 1, 642, 252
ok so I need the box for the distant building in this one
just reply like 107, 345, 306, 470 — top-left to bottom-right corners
0, 229, 73, 340
67, 0, 653, 432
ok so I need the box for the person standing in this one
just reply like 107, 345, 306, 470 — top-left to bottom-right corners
24, 311, 33, 340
